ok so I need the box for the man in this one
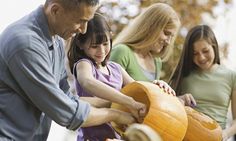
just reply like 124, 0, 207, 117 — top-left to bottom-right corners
0, 0, 145, 140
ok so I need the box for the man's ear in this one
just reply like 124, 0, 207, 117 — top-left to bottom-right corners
50, 3, 62, 16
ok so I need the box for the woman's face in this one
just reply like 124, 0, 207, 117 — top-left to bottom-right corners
150, 28, 176, 54
83, 38, 111, 64
193, 39, 215, 71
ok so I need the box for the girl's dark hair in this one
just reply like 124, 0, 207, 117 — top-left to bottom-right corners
168, 25, 220, 95
68, 13, 112, 74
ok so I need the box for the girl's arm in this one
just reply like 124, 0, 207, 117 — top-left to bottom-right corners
222, 89, 236, 141
120, 66, 135, 86
80, 97, 111, 108
76, 61, 146, 120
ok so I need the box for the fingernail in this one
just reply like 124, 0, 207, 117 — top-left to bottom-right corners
190, 102, 196, 107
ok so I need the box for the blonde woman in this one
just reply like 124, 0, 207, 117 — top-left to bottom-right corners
110, 3, 180, 88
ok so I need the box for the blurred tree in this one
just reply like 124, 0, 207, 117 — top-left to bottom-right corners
98, 0, 232, 81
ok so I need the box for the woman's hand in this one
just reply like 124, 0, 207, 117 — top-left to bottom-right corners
178, 93, 197, 107
153, 80, 176, 96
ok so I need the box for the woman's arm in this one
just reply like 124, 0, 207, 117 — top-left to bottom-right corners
222, 90, 236, 141
120, 66, 135, 86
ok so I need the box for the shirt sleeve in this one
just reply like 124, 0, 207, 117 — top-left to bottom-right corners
230, 69, 236, 91
7, 46, 90, 130
110, 44, 131, 69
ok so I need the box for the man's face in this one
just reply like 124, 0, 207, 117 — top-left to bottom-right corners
52, 3, 99, 40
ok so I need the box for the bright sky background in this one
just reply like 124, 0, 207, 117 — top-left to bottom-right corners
0, 1, 45, 32
0, 0, 236, 141
212, 0, 236, 69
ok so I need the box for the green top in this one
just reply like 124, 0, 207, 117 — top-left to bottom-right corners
181, 65, 236, 128
110, 44, 162, 82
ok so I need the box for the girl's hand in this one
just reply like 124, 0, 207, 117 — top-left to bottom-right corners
222, 130, 229, 141
128, 100, 147, 123
153, 80, 176, 96
178, 93, 197, 107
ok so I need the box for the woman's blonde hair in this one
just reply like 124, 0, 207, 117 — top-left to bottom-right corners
113, 3, 180, 61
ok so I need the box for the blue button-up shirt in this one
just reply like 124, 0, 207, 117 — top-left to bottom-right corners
0, 5, 90, 141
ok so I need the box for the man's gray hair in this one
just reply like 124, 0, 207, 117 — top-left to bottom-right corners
45, 0, 99, 10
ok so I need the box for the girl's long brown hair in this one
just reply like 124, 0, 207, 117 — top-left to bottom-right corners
67, 13, 112, 74
168, 25, 220, 95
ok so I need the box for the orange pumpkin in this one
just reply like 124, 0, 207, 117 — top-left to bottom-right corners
183, 106, 222, 141
112, 81, 188, 141
106, 124, 163, 141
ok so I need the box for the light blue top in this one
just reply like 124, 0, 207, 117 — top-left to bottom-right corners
181, 65, 236, 128
0, 6, 90, 141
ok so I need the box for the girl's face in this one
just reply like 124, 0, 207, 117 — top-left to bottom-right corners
84, 38, 111, 64
193, 39, 215, 71
150, 28, 176, 54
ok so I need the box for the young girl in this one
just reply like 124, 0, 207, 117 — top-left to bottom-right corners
169, 25, 236, 141
67, 13, 147, 141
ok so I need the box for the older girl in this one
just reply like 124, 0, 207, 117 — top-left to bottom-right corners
169, 25, 236, 141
